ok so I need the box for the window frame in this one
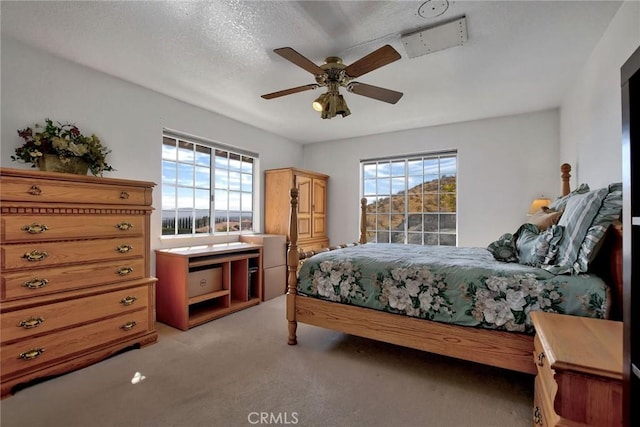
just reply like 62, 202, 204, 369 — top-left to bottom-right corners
360, 150, 457, 246
161, 130, 258, 237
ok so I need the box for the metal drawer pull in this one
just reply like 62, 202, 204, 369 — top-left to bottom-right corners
116, 244, 133, 253
23, 278, 49, 289
533, 406, 543, 425
28, 185, 42, 196
18, 317, 45, 329
537, 352, 546, 367
116, 267, 134, 276
120, 296, 137, 306
21, 223, 48, 234
115, 222, 133, 231
22, 250, 48, 262
121, 321, 137, 331
19, 348, 45, 361
120, 191, 130, 199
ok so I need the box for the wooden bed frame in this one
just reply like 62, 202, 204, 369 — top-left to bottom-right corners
285, 164, 623, 375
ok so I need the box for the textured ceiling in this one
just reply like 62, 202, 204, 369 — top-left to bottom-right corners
0, 1, 623, 144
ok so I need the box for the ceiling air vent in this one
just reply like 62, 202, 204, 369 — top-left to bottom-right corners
401, 16, 467, 59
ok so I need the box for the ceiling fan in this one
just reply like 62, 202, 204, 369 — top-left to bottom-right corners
261, 45, 403, 119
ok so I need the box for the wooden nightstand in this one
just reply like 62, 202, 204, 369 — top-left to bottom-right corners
530, 312, 623, 426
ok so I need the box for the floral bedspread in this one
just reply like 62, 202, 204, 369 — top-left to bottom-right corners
297, 243, 609, 334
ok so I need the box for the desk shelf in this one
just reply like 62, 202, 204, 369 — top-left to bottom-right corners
155, 243, 262, 330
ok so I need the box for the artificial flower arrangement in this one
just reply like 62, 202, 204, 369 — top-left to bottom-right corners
11, 118, 115, 176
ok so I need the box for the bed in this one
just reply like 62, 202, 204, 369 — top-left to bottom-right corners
285, 164, 623, 374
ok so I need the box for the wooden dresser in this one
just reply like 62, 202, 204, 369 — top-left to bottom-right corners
531, 311, 623, 426
0, 167, 158, 397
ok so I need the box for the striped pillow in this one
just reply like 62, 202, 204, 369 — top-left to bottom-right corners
542, 187, 608, 275
608, 182, 622, 192
575, 189, 622, 272
548, 183, 590, 211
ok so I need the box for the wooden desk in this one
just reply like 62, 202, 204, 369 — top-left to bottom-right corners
155, 243, 262, 330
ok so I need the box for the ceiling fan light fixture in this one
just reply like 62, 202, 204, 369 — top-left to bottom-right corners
319, 91, 351, 119
334, 93, 351, 118
312, 93, 328, 112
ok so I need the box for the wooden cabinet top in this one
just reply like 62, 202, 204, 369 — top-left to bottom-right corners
265, 167, 329, 179
531, 311, 623, 380
0, 167, 155, 188
156, 242, 262, 258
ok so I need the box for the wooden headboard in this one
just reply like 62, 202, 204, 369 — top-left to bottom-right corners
559, 163, 623, 321
591, 220, 623, 321
561, 163, 572, 197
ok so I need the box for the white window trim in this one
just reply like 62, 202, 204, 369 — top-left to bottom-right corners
161, 129, 259, 239
360, 150, 457, 246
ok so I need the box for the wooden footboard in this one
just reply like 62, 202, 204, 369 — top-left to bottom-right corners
285, 163, 620, 375
296, 295, 536, 374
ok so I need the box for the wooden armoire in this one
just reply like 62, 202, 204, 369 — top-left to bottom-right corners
264, 168, 328, 252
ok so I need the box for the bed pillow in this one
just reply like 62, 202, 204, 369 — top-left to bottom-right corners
575, 188, 622, 272
528, 207, 562, 231
548, 183, 590, 211
608, 182, 622, 192
543, 187, 608, 275
515, 223, 564, 267
487, 233, 518, 262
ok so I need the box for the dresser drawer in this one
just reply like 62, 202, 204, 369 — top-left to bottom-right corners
0, 309, 150, 378
0, 176, 150, 206
533, 334, 557, 400
2, 215, 144, 243
1, 236, 145, 270
1, 284, 150, 343
533, 375, 547, 427
533, 375, 560, 427
1, 258, 145, 300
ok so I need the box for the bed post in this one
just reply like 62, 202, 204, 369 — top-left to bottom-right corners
359, 198, 367, 244
561, 163, 571, 197
287, 188, 299, 345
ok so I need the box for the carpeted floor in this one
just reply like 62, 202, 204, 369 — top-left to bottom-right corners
0, 295, 534, 427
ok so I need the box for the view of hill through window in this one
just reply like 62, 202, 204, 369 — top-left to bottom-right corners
362, 153, 457, 245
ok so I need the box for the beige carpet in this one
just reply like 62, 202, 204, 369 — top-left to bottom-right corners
1, 295, 533, 427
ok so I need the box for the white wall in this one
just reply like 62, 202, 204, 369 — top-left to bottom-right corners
303, 109, 561, 247
1, 38, 303, 256
560, 0, 640, 187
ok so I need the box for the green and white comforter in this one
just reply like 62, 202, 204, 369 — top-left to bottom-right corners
297, 243, 609, 334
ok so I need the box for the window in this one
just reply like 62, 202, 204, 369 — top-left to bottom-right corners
162, 131, 256, 236
361, 151, 457, 245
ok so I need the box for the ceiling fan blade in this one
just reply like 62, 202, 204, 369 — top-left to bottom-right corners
261, 84, 319, 100
348, 82, 403, 104
273, 47, 325, 75
344, 45, 401, 78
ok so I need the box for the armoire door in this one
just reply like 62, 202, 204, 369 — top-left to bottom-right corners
312, 178, 326, 238
296, 174, 312, 240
